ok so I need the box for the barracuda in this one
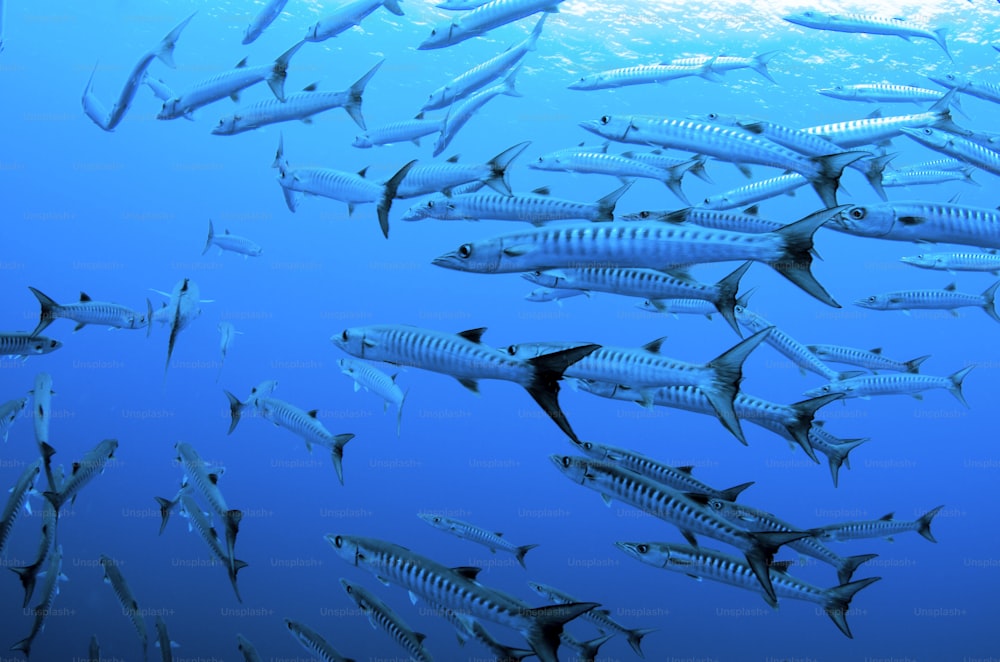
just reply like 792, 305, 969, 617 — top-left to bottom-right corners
0, 396, 25, 443
735, 305, 856, 381
353, 113, 444, 148
0, 459, 40, 558
509, 330, 769, 444
304, 0, 403, 42
804, 366, 975, 406
417, 513, 539, 568
832, 200, 1000, 249
637, 297, 720, 320
224, 390, 356, 484
623, 206, 788, 234
326, 534, 598, 662
705, 498, 878, 584
340, 579, 433, 662
217, 322, 242, 382
700, 173, 809, 210
811, 505, 944, 543
901, 126, 1000, 177
580, 114, 866, 208
569, 440, 754, 502
616, 541, 880, 638
28, 287, 150, 337
396, 142, 528, 198
622, 151, 712, 183
43, 438, 118, 515
526, 287, 588, 303
338, 357, 407, 437
927, 73, 1000, 105
10, 545, 64, 658
154, 616, 178, 661
855, 282, 1000, 323
805, 344, 929, 374
158, 41, 302, 120
237, 634, 264, 662
882, 167, 977, 188
100, 555, 149, 660
331, 324, 598, 442
568, 60, 718, 91
203, 220, 262, 258
284, 619, 353, 662
819, 83, 962, 105
11, 489, 58, 609
433, 207, 845, 307
423, 15, 545, 111
31, 372, 54, 446
177, 492, 247, 603
550, 455, 805, 604
242, 0, 289, 44
802, 92, 963, 149
665, 51, 779, 84
433, 67, 521, 157
783, 11, 950, 59
419, 0, 564, 50
529, 148, 692, 203
213, 60, 382, 134
403, 183, 630, 225
523, 262, 750, 334
163, 278, 202, 379
526, 581, 656, 657
901, 251, 1000, 275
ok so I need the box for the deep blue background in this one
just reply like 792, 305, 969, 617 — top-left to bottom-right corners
1, 1, 997, 660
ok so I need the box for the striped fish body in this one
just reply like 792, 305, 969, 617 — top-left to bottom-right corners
856, 284, 998, 315
159, 53, 292, 119
100, 555, 148, 658
0, 333, 61, 358
175, 442, 229, 518
419, 0, 564, 49
882, 168, 976, 187
354, 116, 444, 148
627, 207, 786, 234
403, 190, 615, 224
339, 358, 404, 409
807, 344, 926, 373
252, 396, 337, 449
529, 151, 687, 200
279, 166, 382, 204
524, 266, 728, 305
735, 306, 842, 380
783, 11, 949, 57
0, 397, 26, 442
433, 75, 518, 157
569, 62, 712, 90
284, 619, 353, 662
11, 492, 59, 609
833, 201, 1000, 248
423, 15, 545, 110
0, 460, 40, 556
896, 158, 967, 172
812, 506, 943, 543
178, 493, 246, 602
639, 298, 718, 318
44, 438, 118, 512
804, 108, 950, 149
340, 579, 433, 662
418, 513, 537, 567
819, 83, 953, 104
396, 162, 487, 198
243, 0, 289, 44
29, 287, 147, 335
206, 224, 262, 257
105, 51, 159, 130
901, 251, 1000, 274
700, 173, 808, 209
901, 127, 1000, 176
10, 545, 63, 657
32, 372, 54, 445
928, 73, 1000, 104
304, 0, 403, 42
804, 369, 973, 403
668, 52, 778, 82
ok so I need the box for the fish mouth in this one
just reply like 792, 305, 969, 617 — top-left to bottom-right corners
431, 253, 458, 268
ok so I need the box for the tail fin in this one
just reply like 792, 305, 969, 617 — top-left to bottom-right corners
9, 561, 42, 608
961, 166, 979, 186
916, 505, 944, 543
807, 152, 869, 209
377, 159, 418, 238
981, 280, 1000, 324
861, 153, 894, 201
329, 433, 356, 485
484, 141, 531, 195
203, 219, 215, 255
904, 355, 931, 374
751, 50, 780, 84
932, 27, 952, 61
272, 133, 286, 169
224, 390, 245, 435
10, 637, 31, 658
594, 182, 632, 222
227, 558, 249, 604
396, 389, 408, 438
663, 160, 694, 204
837, 553, 878, 585
153, 11, 197, 68
525, 14, 547, 50
947, 365, 974, 407
515, 543, 539, 569
154, 496, 179, 535
500, 64, 523, 98
574, 633, 616, 661
703, 328, 772, 445
625, 627, 657, 658
768, 206, 845, 307
822, 576, 881, 638
28, 286, 59, 337
716, 481, 755, 502
145, 298, 153, 339
714, 261, 752, 336
382, 0, 405, 16
266, 40, 304, 101
743, 530, 809, 605
522, 601, 600, 662
41, 488, 65, 517
784, 393, 845, 462
525, 344, 601, 443
817, 437, 869, 488
343, 60, 383, 130
224, 509, 243, 574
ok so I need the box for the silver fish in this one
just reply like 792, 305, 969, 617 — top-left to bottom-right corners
202, 220, 262, 258
340, 579, 433, 662
338, 357, 407, 437
100, 554, 149, 660
855, 282, 1000, 323
28, 287, 150, 337
783, 11, 950, 59
417, 513, 539, 568
419, 0, 564, 50
242, 0, 290, 44
304, 0, 404, 43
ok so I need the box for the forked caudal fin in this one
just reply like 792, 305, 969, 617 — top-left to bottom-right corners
525, 343, 601, 443
743, 530, 810, 606
837, 553, 879, 585
378, 160, 418, 239
224, 390, 245, 435
328, 433, 357, 485
153, 11, 197, 69
714, 261, 752, 336
27, 286, 59, 337
767, 206, 847, 307
703, 327, 772, 446
344, 60, 384, 130
821, 576, 881, 638
808, 152, 869, 208
485, 141, 531, 195
784, 393, 845, 463
523, 601, 601, 662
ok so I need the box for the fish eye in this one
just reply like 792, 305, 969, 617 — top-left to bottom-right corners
458, 243, 472, 258
561, 456, 571, 468
600, 115, 610, 125
333, 535, 343, 548
506, 344, 517, 355
821, 385, 831, 393
430, 28, 437, 35
637, 544, 649, 554
426, 201, 435, 208
639, 210, 650, 219
849, 207, 866, 220
341, 331, 348, 342
703, 198, 711, 204
707, 112, 718, 120
866, 296, 876, 303
834, 85, 843, 91
946, 74, 956, 81
433, 517, 440, 523
710, 500, 723, 510
345, 585, 353, 593
922, 128, 932, 135
582, 441, 592, 450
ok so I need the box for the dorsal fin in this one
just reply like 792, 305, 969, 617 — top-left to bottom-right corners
80, 292, 92, 302
676, 465, 694, 474
447, 154, 460, 163
357, 167, 369, 178
642, 336, 668, 353
944, 282, 956, 291
684, 492, 710, 506
451, 566, 482, 581
414, 112, 424, 120
224, 229, 231, 235
208, 473, 219, 485
880, 512, 894, 521
866, 108, 883, 119
307, 409, 318, 418
742, 204, 759, 216
457, 328, 487, 343
770, 560, 794, 574
302, 82, 318, 92
531, 186, 551, 195
870, 347, 883, 354
236, 57, 248, 68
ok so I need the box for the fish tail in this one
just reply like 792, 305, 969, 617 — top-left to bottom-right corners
223, 390, 244, 435
578, 633, 616, 660
595, 182, 632, 222
229, 559, 249, 603
917, 505, 944, 543
685, 154, 714, 184
703, 327, 772, 445
768, 206, 845, 307
903, 354, 931, 373
382, 0, 405, 16
378, 159, 417, 238
485, 141, 531, 195
716, 481, 755, 502
663, 160, 692, 204
396, 390, 408, 438
526, 14, 547, 51
514, 543, 539, 569
625, 628, 657, 658
145, 298, 153, 339
203, 219, 215, 256
522, 602, 600, 662
501, 64, 523, 98
714, 261, 752, 336
10, 636, 31, 658
41, 489, 64, 516
344, 60, 383, 130
272, 133, 286, 169
154, 496, 178, 536
818, 437, 869, 488
808, 152, 869, 208
524, 343, 601, 443
862, 153, 894, 201
962, 166, 980, 186
266, 41, 304, 101
933, 27, 952, 61
153, 11, 197, 69
329, 433, 356, 485
786, 393, 844, 461
9, 562, 41, 608
27, 286, 59, 337
822, 576, 881, 638
743, 530, 808, 605
752, 50, 780, 84
947, 365, 974, 407
837, 553, 878, 585
981, 280, 1000, 324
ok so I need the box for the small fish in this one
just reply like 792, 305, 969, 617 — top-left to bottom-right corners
0, 459, 41, 558
28, 287, 150, 337
525, 287, 589, 304
10, 545, 65, 658
284, 619, 354, 662
806, 344, 929, 374
811, 505, 945, 543
804, 366, 974, 406
236, 634, 264, 662
202, 220, 262, 258
901, 251, 1000, 275
304, 0, 404, 43
163, 279, 203, 378
569, 60, 718, 91
783, 11, 950, 59
217, 322, 242, 382
242, 0, 290, 44
0, 396, 26, 443
177, 493, 247, 603
353, 113, 444, 148
100, 555, 149, 660
340, 579, 433, 662
154, 616, 179, 662
43, 438, 118, 515
338, 357, 407, 436
419, 0, 564, 50
417, 513, 539, 568
855, 281, 1000, 324
433, 67, 522, 157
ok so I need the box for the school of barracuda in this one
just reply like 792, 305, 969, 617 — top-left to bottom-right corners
3, 0, 997, 659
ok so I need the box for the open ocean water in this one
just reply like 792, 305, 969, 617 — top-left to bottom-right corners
1, 0, 999, 660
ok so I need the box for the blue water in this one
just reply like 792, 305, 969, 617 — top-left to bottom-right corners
1, 0, 998, 660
